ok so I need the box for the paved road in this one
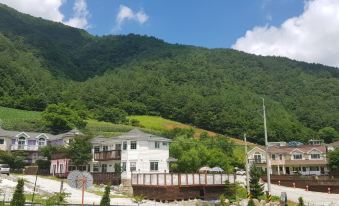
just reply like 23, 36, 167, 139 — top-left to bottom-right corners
236, 175, 339, 206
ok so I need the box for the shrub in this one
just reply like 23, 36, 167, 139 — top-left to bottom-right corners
297, 197, 305, 206
100, 185, 110, 206
10, 179, 25, 206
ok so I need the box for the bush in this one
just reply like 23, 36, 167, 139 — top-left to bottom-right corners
45, 192, 68, 206
10, 179, 25, 206
297, 197, 305, 206
100, 185, 110, 206
247, 198, 255, 206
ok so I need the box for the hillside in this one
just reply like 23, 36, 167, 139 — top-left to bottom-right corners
0, 4, 338, 144
0, 106, 250, 145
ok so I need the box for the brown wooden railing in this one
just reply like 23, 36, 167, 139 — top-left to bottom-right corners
93, 150, 121, 161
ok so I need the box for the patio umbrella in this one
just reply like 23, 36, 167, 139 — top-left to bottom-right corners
199, 166, 211, 173
210, 167, 224, 173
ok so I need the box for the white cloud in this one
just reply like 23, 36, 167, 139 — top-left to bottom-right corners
0, 0, 90, 29
232, 0, 339, 68
114, 5, 149, 31
0, 0, 65, 22
64, 0, 90, 29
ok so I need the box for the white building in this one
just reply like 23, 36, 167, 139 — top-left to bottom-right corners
90, 128, 172, 179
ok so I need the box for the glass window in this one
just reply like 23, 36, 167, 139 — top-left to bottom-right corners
271, 154, 276, 160
130, 162, 136, 172
162, 142, 168, 146
155, 141, 160, 149
279, 154, 283, 160
116, 144, 121, 150
254, 153, 262, 163
130, 141, 137, 150
38, 138, 46, 147
0, 139, 4, 144
102, 164, 107, 173
123, 141, 127, 150
94, 146, 100, 153
310, 166, 319, 171
121, 162, 126, 172
102, 146, 108, 151
150, 162, 158, 171
293, 153, 302, 160
310, 154, 320, 159
93, 164, 99, 172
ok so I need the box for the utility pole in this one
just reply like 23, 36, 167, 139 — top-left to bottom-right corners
262, 98, 271, 194
244, 133, 250, 193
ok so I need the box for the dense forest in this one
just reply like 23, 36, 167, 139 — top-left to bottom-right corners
0, 4, 339, 144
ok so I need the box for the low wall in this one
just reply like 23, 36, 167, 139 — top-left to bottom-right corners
262, 175, 339, 193
133, 185, 225, 201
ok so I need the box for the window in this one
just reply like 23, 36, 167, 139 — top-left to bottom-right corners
254, 153, 262, 163
302, 167, 306, 172
155, 141, 160, 149
102, 146, 108, 151
150, 162, 158, 171
0, 139, 4, 144
279, 154, 283, 160
123, 141, 127, 150
130, 141, 137, 150
163, 142, 168, 146
293, 153, 303, 160
93, 164, 99, 172
101, 164, 107, 173
121, 162, 126, 172
18, 137, 26, 149
271, 154, 276, 160
310, 153, 321, 159
116, 144, 121, 150
94, 146, 100, 153
38, 138, 46, 147
310, 166, 319, 171
130, 162, 136, 172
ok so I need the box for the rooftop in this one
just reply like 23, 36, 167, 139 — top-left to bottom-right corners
91, 128, 171, 144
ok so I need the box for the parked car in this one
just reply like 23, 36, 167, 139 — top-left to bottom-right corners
0, 164, 10, 175
236, 169, 246, 175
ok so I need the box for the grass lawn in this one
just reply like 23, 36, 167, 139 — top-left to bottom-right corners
0, 106, 41, 130
85, 119, 134, 137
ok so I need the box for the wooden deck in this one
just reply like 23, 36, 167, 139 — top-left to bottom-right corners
93, 150, 121, 161
131, 173, 235, 201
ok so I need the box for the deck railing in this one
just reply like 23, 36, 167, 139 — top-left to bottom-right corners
131, 173, 234, 186
93, 150, 121, 161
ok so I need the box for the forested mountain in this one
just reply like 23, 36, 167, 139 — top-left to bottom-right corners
0, 4, 339, 144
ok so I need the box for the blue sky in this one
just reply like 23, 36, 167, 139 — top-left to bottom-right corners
2, 0, 338, 67
59, 0, 304, 48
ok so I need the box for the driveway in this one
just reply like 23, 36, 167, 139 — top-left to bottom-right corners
236, 175, 339, 206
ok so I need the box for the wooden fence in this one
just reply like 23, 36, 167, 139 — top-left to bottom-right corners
91, 173, 121, 185
131, 173, 235, 186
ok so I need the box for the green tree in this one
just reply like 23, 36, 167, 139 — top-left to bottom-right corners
42, 104, 86, 134
297, 197, 305, 206
10, 179, 25, 206
249, 165, 264, 199
328, 148, 339, 174
224, 180, 236, 202
318, 127, 339, 143
45, 192, 68, 206
67, 136, 92, 169
100, 185, 111, 206
247, 198, 255, 206
95, 107, 127, 124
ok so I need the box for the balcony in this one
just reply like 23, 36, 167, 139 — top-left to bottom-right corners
11, 144, 39, 151
94, 150, 121, 161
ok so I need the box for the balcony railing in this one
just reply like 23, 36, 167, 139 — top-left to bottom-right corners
11, 144, 39, 151
94, 150, 121, 161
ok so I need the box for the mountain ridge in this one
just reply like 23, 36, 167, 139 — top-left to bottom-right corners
0, 4, 338, 144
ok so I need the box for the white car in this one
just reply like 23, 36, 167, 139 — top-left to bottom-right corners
0, 164, 10, 175
236, 169, 246, 175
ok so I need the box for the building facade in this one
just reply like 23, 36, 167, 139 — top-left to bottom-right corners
248, 143, 329, 176
90, 129, 171, 179
0, 127, 81, 163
